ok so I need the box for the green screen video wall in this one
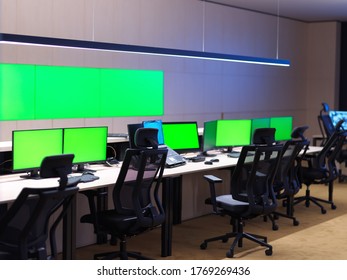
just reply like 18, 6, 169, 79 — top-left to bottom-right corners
0, 63, 164, 120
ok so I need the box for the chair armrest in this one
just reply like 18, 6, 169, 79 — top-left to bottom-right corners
203, 175, 223, 213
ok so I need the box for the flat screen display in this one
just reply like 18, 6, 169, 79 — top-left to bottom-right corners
12, 128, 64, 176
270, 116, 293, 141
162, 122, 200, 153
251, 117, 270, 143
203, 119, 252, 152
329, 111, 347, 130
63, 127, 108, 170
216, 119, 252, 147
142, 120, 165, 145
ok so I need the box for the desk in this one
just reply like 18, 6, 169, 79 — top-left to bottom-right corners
0, 145, 323, 259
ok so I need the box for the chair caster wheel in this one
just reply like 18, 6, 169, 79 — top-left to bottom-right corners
272, 224, 279, 231
200, 242, 207, 250
305, 202, 310, 207
331, 204, 337, 210
321, 209, 327, 214
265, 248, 273, 256
293, 220, 299, 226
226, 250, 234, 258
222, 237, 229, 243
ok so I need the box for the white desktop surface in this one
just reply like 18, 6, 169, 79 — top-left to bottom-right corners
0, 145, 322, 204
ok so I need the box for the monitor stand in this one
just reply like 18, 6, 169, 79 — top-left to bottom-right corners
73, 163, 96, 173
20, 169, 41, 179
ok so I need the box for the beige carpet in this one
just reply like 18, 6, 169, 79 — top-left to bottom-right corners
75, 182, 347, 260
234, 213, 347, 259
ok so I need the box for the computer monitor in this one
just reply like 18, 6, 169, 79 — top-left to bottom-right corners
63, 126, 108, 172
251, 118, 270, 144
203, 119, 252, 154
142, 120, 164, 145
12, 128, 64, 178
162, 121, 200, 153
329, 111, 347, 130
270, 116, 293, 141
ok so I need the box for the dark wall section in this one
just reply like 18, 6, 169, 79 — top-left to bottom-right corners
339, 22, 347, 110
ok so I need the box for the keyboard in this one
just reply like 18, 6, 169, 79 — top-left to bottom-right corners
67, 174, 100, 185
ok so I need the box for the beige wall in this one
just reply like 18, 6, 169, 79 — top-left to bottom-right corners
0, 0, 340, 142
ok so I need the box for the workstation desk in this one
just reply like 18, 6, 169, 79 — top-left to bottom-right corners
0, 145, 323, 259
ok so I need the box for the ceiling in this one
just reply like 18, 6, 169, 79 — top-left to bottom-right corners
204, 0, 347, 22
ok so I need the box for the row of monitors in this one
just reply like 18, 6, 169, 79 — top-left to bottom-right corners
131, 116, 293, 154
12, 126, 108, 178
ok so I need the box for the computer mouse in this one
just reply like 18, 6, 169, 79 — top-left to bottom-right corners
210, 158, 219, 162
204, 161, 213, 165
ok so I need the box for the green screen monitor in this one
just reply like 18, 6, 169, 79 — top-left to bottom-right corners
12, 128, 64, 178
162, 122, 200, 153
270, 116, 293, 141
203, 119, 252, 154
63, 126, 108, 172
251, 118, 270, 144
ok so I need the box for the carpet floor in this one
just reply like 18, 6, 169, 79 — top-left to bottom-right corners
75, 182, 347, 260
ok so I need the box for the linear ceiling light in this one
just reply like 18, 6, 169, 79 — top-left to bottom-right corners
0, 33, 290, 67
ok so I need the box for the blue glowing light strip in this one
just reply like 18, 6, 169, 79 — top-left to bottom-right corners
0, 33, 290, 66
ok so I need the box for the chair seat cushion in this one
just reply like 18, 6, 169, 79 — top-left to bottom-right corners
301, 166, 326, 182
96, 210, 139, 235
216, 194, 249, 213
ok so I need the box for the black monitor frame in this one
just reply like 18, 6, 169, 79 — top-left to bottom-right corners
162, 121, 201, 154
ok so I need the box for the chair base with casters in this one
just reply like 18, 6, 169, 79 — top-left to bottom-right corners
200, 216, 272, 258
93, 234, 152, 260
265, 195, 300, 231
293, 183, 336, 215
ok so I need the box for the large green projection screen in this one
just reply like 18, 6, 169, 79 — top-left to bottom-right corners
100, 69, 164, 117
0, 64, 36, 120
35, 65, 100, 119
0, 63, 164, 120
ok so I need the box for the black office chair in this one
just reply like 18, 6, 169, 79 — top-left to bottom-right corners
0, 154, 79, 260
200, 144, 283, 258
317, 102, 334, 146
80, 128, 168, 260
293, 120, 346, 214
267, 126, 310, 230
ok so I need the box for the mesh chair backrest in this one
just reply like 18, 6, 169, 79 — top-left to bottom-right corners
0, 186, 78, 259
231, 144, 283, 216
113, 148, 167, 229
274, 139, 309, 196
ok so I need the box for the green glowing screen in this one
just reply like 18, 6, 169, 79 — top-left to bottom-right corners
162, 122, 200, 152
0, 63, 164, 120
63, 126, 108, 165
251, 117, 270, 142
216, 119, 252, 147
270, 116, 293, 141
12, 128, 64, 172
